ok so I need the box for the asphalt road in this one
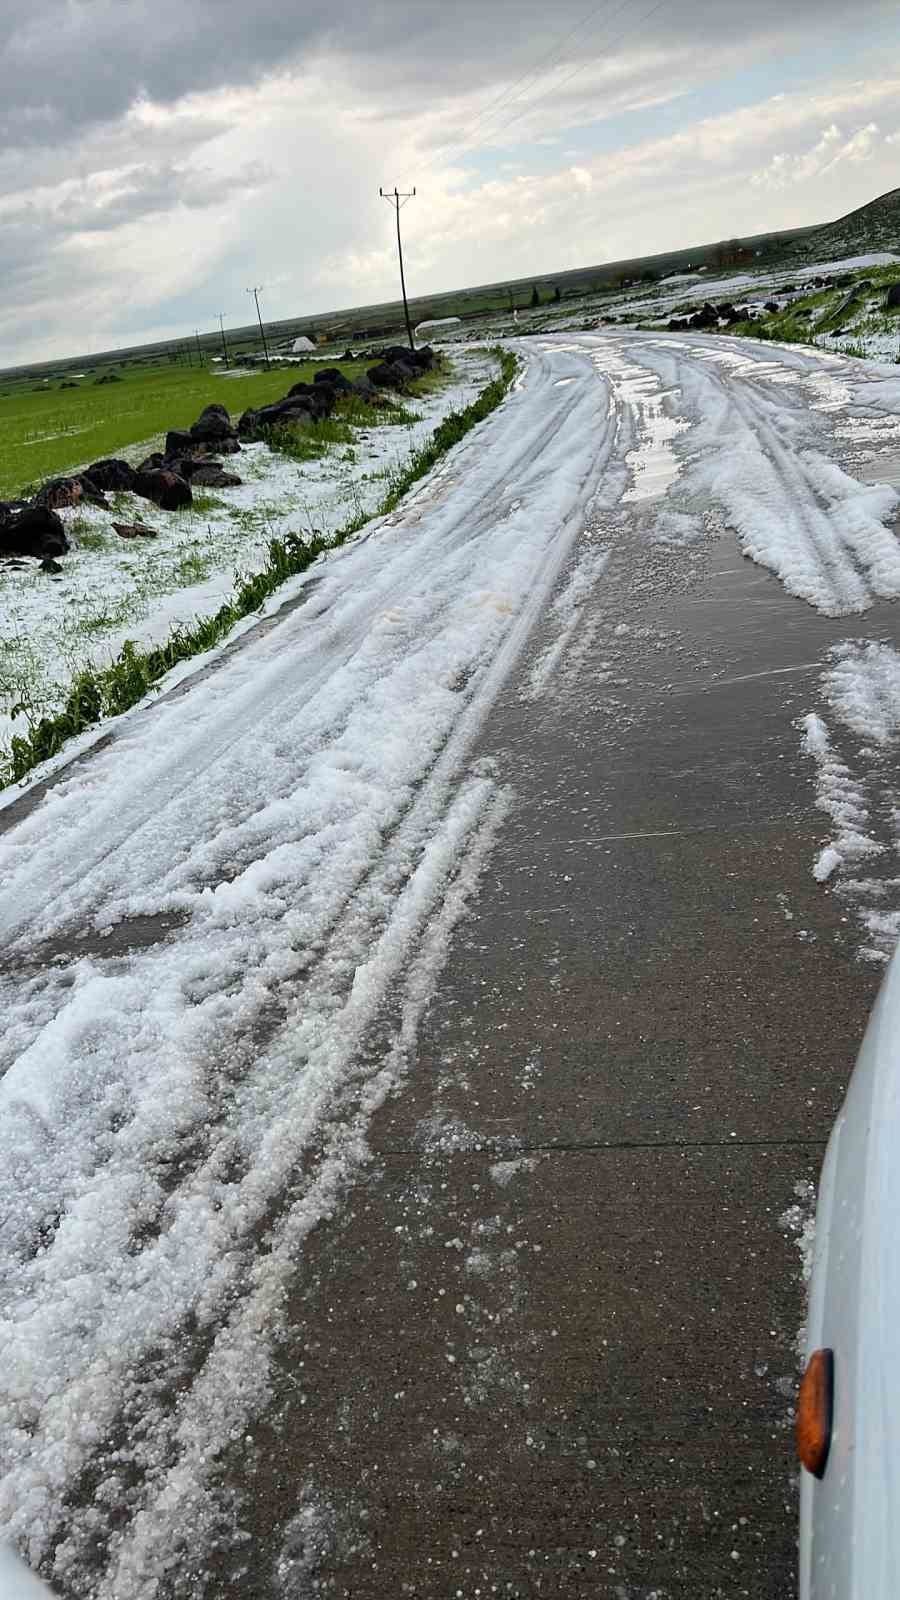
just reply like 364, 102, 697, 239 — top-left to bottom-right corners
199, 472, 900, 1598
3, 333, 900, 1599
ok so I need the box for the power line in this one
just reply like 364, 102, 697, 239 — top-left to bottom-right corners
474, 0, 668, 151
432, 0, 671, 174
246, 286, 270, 368
427, 0, 620, 165
379, 187, 417, 351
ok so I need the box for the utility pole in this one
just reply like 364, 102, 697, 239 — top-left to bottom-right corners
247, 286, 271, 368
194, 330, 204, 365
379, 186, 416, 351
216, 313, 230, 366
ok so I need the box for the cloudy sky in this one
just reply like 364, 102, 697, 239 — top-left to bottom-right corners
2, 0, 899, 365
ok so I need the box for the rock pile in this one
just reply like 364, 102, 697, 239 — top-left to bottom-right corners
237, 347, 435, 438
1, 352, 437, 565
365, 344, 436, 391
666, 301, 750, 332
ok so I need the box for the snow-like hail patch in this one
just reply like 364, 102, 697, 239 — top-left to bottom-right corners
522, 535, 610, 701
0, 340, 614, 1593
801, 641, 900, 959
780, 1178, 817, 1359
800, 711, 883, 875
823, 638, 900, 744
627, 335, 900, 616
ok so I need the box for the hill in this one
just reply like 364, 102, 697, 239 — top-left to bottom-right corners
783, 187, 900, 263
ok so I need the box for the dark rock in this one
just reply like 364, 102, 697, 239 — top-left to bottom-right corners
0, 504, 70, 559
313, 367, 354, 390
136, 452, 165, 473
112, 521, 158, 540
76, 474, 109, 508
367, 360, 415, 390
686, 302, 719, 331
189, 403, 237, 444
164, 457, 202, 479
186, 463, 243, 488
341, 348, 356, 361
33, 477, 88, 512
886, 283, 900, 310
214, 436, 241, 455
237, 409, 262, 438
40, 558, 64, 574
269, 407, 315, 431
133, 469, 192, 511
375, 344, 434, 371
284, 382, 336, 418
165, 429, 196, 458
352, 375, 377, 396
85, 458, 137, 492
239, 380, 342, 436
764, 300, 779, 313
267, 399, 321, 425
94, 372, 122, 384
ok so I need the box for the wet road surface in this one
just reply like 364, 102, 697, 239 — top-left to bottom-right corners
3, 333, 900, 1599
198, 509, 900, 1598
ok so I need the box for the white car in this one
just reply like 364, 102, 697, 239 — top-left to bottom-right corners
0, 1547, 55, 1598
798, 947, 900, 1595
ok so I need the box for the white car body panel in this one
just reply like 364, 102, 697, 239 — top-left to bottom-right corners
800, 949, 900, 1597
0, 1548, 55, 1598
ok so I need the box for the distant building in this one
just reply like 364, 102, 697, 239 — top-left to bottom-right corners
291, 335, 317, 353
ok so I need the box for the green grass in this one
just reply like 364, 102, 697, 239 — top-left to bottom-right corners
682, 264, 900, 360
189, 492, 225, 517
69, 518, 107, 551
0, 359, 368, 499
1, 348, 518, 788
175, 549, 214, 586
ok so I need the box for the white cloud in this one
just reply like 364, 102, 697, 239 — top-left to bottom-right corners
751, 115, 889, 189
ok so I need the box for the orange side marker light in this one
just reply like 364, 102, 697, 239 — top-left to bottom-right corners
797, 1348, 834, 1479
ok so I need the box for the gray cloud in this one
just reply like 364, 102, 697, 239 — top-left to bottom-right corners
1, 0, 896, 149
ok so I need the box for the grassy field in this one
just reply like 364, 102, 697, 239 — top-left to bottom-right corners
0, 359, 369, 499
